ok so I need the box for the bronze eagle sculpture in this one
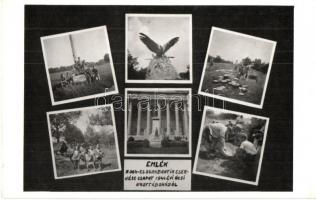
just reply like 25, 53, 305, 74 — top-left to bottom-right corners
139, 33, 179, 58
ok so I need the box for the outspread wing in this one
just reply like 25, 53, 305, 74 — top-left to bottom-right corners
139, 33, 161, 54
162, 37, 179, 53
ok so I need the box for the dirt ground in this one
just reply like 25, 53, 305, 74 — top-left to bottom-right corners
49, 62, 115, 101
196, 142, 258, 182
201, 62, 266, 105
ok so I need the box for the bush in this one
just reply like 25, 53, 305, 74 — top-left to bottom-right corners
174, 136, 182, 141
161, 137, 188, 148
161, 137, 171, 147
127, 139, 150, 148
127, 137, 135, 142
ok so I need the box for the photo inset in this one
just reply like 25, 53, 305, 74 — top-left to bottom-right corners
41, 26, 118, 105
198, 27, 276, 108
193, 106, 269, 185
126, 14, 192, 83
47, 105, 121, 179
125, 88, 191, 157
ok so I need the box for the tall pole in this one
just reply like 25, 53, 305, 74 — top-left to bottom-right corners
69, 34, 77, 63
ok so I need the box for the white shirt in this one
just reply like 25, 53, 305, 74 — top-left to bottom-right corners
240, 140, 257, 155
209, 123, 227, 139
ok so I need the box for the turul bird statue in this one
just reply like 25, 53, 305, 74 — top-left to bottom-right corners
139, 33, 179, 58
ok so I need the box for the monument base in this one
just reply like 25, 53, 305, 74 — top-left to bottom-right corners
145, 57, 179, 80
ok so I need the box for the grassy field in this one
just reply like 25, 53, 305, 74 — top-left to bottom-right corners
127, 146, 189, 154
201, 62, 266, 105
49, 62, 116, 102
54, 145, 119, 178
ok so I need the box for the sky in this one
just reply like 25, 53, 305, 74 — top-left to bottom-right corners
43, 28, 110, 69
75, 109, 95, 133
127, 16, 191, 73
209, 29, 274, 63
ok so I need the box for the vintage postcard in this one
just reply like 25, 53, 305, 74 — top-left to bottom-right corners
46, 104, 121, 179
125, 88, 192, 157
126, 14, 192, 83
193, 106, 269, 185
41, 26, 118, 105
198, 27, 276, 108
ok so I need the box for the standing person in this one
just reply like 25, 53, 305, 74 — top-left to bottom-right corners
71, 145, 80, 170
94, 144, 103, 168
226, 121, 234, 141
74, 57, 81, 73
59, 140, 68, 156
60, 73, 66, 87
92, 65, 100, 81
236, 115, 244, 125
81, 60, 86, 72
205, 121, 232, 157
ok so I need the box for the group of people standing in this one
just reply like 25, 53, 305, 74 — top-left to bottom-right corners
58, 141, 104, 171
59, 56, 101, 87
70, 143, 104, 170
234, 60, 252, 80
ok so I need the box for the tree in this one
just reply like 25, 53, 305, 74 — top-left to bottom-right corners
242, 57, 252, 66
89, 108, 112, 126
254, 58, 262, 65
63, 124, 85, 144
213, 55, 223, 63
127, 50, 147, 79
104, 53, 110, 63
49, 111, 81, 143
179, 65, 190, 80
84, 125, 100, 144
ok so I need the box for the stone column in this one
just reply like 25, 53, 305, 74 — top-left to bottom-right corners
146, 101, 151, 136
136, 103, 142, 136
158, 100, 161, 135
166, 101, 170, 136
183, 101, 189, 137
175, 102, 180, 136
127, 100, 132, 136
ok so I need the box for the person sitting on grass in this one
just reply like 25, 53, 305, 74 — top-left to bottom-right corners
235, 133, 258, 166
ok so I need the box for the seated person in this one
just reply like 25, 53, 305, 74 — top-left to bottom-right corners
235, 133, 258, 165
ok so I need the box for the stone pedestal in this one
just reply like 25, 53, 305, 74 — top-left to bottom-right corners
145, 57, 179, 80
149, 117, 162, 147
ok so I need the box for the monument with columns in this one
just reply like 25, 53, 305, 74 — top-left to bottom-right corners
126, 90, 190, 148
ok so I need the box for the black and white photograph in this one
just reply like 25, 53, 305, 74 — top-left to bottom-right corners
41, 26, 118, 105
46, 105, 121, 179
126, 14, 192, 83
125, 88, 191, 157
198, 27, 276, 108
193, 106, 269, 185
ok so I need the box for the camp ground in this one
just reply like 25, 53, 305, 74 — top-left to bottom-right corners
199, 27, 276, 108
41, 26, 118, 105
